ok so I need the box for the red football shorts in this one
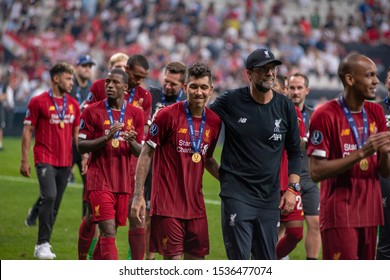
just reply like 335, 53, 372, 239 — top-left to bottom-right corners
150, 215, 209, 258
89, 190, 130, 226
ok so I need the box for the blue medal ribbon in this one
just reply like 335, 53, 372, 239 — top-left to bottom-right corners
302, 108, 307, 126
48, 89, 67, 123
183, 100, 206, 154
104, 99, 126, 139
338, 95, 368, 149
160, 89, 184, 106
128, 88, 136, 104
385, 96, 390, 112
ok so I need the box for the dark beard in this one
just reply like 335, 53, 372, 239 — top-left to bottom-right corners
254, 82, 272, 93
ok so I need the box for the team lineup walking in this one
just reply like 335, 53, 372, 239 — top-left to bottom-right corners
19, 49, 390, 260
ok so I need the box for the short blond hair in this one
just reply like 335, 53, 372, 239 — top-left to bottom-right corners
109, 53, 129, 68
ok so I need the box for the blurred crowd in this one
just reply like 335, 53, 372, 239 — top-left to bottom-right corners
0, 0, 389, 114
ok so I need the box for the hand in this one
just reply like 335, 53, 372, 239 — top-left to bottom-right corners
279, 190, 297, 215
20, 160, 31, 177
361, 131, 390, 158
81, 154, 89, 175
131, 193, 146, 223
107, 122, 124, 140
123, 126, 137, 143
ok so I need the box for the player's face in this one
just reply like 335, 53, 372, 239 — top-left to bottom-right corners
105, 73, 128, 100
58, 72, 74, 94
76, 63, 94, 80
185, 76, 213, 110
110, 60, 127, 71
126, 64, 148, 88
163, 71, 183, 97
351, 58, 379, 100
248, 63, 278, 93
288, 76, 309, 106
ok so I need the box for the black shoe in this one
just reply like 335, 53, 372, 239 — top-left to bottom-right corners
25, 208, 38, 227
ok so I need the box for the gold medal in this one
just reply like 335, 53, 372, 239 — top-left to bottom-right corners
192, 152, 201, 163
111, 138, 119, 148
359, 159, 369, 171
60, 121, 65, 129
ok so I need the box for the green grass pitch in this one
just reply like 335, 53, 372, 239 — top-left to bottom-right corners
0, 136, 306, 260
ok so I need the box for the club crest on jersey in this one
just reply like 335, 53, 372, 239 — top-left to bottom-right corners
149, 123, 158, 136
310, 130, 323, 145
80, 119, 85, 130
86, 92, 93, 102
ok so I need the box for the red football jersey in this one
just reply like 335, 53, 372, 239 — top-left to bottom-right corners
79, 100, 144, 194
307, 99, 385, 230
146, 102, 221, 219
85, 79, 151, 125
23, 91, 80, 166
279, 107, 306, 190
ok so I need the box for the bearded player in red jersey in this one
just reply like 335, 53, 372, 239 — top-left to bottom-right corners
131, 62, 221, 260
78, 68, 144, 259
20, 62, 81, 259
308, 54, 390, 259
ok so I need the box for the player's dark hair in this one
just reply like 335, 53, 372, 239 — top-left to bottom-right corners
49, 62, 74, 80
186, 62, 212, 84
276, 74, 287, 87
127, 54, 149, 70
165, 61, 187, 83
109, 68, 129, 84
338, 53, 361, 85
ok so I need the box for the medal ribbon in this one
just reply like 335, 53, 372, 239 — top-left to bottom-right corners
183, 100, 206, 154
48, 89, 67, 123
385, 96, 390, 112
128, 88, 136, 104
338, 95, 368, 149
302, 108, 307, 126
105, 99, 126, 139
160, 89, 184, 106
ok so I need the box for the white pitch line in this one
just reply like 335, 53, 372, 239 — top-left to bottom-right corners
0, 175, 221, 206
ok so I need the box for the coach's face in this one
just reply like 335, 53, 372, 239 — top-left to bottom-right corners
105, 73, 129, 100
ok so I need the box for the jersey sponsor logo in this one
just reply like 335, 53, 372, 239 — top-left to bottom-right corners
310, 130, 323, 145
237, 117, 247, 123
80, 119, 85, 130
149, 123, 158, 136
340, 128, 350, 136
86, 92, 93, 102
229, 213, 237, 226
274, 119, 282, 132
269, 133, 282, 141
178, 128, 187, 134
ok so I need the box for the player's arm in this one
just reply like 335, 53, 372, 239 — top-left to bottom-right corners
310, 131, 390, 182
205, 156, 219, 180
78, 122, 124, 154
131, 143, 154, 222
20, 125, 34, 177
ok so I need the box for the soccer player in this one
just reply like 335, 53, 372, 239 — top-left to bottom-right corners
288, 73, 321, 260
308, 53, 390, 260
209, 48, 302, 260
78, 68, 144, 259
131, 62, 221, 260
376, 65, 390, 260
144, 61, 187, 260
20, 62, 81, 259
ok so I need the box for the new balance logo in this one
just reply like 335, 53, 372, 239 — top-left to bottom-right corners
237, 118, 247, 123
